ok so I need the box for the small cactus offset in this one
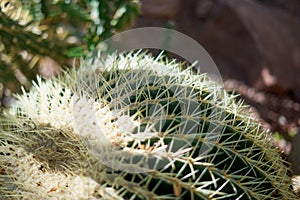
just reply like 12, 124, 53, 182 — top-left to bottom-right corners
0, 52, 297, 199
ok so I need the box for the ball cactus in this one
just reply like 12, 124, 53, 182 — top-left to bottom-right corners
0, 51, 297, 199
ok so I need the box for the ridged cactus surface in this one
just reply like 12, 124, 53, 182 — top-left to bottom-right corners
0, 52, 297, 199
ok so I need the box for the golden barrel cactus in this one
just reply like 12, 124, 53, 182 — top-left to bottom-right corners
0, 52, 297, 199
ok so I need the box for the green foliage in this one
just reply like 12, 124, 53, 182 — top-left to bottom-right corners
0, 52, 297, 199
0, 0, 140, 92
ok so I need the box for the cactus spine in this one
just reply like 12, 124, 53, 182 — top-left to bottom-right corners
0, 52, 297, 199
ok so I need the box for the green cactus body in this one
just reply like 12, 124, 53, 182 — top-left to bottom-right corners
0, 52, 297, 199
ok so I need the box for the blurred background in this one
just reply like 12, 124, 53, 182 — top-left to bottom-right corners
0, 0, 299, 190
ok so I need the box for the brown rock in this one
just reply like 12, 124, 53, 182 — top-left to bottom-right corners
136, 0, 300, 97
227, 0, 300, 92
201, 0, 300, 93
195, 0, 215, 19
141, 0, 181, 19
199, 2, 264, 88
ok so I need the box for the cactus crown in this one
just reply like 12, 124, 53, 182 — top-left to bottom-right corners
0, 51, 297, 199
